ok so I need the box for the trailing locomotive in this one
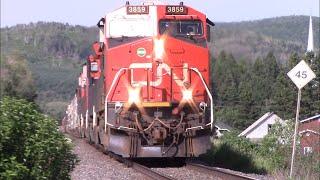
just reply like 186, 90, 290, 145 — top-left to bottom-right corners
65, 1, 215, 158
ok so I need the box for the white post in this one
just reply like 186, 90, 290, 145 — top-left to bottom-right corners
290, 89, 301, 178
85, 110, 88, 129
93, 106, 96, 128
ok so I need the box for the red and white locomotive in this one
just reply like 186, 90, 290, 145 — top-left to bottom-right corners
65, 1, 215, 158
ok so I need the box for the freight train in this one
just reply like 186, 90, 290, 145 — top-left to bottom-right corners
64, 1, 215, 158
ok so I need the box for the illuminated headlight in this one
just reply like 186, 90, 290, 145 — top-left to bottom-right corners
182, 89, 193, 101
154, 39, 164, 60
128, 88, 141, 104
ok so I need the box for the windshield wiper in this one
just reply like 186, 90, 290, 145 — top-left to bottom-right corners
174, 34, 199, 43
120, 36, 129, 42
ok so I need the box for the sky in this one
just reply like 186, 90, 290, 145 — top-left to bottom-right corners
1, 0, 319, 27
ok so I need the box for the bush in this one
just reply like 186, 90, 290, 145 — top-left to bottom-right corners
0, 97, 77, 179
257, 121, 294, 172
200, 132, 266, 174
201, 121, 316, 176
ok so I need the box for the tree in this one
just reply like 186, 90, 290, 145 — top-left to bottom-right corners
213, 51, 244, 128
309, 53, 320, 114
271, 68, 295, 119
213, 51, 241, 105
300, 52, 320, 116
0, 97, 77, 179
0, 53, 36, 101
237, 76, 256, 129
259, 120, 295, 171
287, 52, 300, 69
251, 52, 280, 110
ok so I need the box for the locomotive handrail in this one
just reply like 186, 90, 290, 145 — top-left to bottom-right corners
185, 126, 204, 132
190, 67, 214, 131
104, 68, 128, 132
104, 67, 214, 132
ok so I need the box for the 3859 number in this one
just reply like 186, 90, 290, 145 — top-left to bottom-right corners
166, 6, 187, 15
127, 6, 149, 14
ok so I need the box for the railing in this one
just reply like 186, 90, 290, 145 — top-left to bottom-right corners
104, 65, 214, 132
190, 67, 214, 131
104, 68, 128, 132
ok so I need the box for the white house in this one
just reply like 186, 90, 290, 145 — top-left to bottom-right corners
215, 121, 232, 137
238, 112, 283, 142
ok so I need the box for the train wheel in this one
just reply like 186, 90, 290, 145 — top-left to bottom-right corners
100, 127, 110, 150
88, 126, 94, 144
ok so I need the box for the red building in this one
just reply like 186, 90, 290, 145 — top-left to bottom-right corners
299, 114, 320, 155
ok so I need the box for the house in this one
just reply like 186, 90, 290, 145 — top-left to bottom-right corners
215, 121, 232, 137
238, 112, 283, 142
299, 114, 320, 155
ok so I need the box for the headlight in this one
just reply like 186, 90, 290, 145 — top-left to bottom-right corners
182, 89, 193, 101
128, 88, 141, 104
154, 38, 164, 60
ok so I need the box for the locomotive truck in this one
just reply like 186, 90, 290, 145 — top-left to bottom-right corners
65, 1, 215, 158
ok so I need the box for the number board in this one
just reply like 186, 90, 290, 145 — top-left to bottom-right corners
166, 6, 188, 15
287, 60, 316, 89
127, 6, 149, 14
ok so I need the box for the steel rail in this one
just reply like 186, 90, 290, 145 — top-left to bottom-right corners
131, 161, 176, 180
186, 162, 257, 180
94, 144, 175, 180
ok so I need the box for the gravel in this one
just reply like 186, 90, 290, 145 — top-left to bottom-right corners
68, 134, 271, 180
70, 137, 149, 180
152, 167, 222, 180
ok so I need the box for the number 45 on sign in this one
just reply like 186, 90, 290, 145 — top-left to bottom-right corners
287, 60, 316, 89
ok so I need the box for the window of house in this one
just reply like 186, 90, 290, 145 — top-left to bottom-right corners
304, 147, 313, 155
268, 124, 272, 132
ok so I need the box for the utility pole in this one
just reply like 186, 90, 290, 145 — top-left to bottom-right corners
287, 60, 316, 178
289, 89, 301, 178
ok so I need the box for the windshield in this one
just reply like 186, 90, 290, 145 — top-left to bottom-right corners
109, 18, 154, 38
159, 20, 203, 36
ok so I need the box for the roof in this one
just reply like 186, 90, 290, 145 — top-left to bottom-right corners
215, 121, 232, 131
299, 129, 320, 136
238, 112, 282, 137
300, 114, 320, 123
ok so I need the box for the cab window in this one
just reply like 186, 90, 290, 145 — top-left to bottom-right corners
159, 19, 206, 47
159, 20, 203, 36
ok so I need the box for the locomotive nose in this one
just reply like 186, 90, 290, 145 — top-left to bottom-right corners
153, 38, 165, 60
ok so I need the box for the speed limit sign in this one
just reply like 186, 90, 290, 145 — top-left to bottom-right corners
287, 59, 316, 178
287, 60, 316, 89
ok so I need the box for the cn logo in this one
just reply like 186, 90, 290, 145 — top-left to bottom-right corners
129, 63, 189, 87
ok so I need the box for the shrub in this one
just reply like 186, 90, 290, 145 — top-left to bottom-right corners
0, 97, 77, 179
200, 132, 266, 174
257, 120, 294, 172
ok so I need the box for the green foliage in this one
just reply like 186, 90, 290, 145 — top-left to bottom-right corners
301, 52, 320, 115
213, 50, 318, 130
258, 121, 294, 171
202, 121, 295, 174
295, 152, 320, 179
1, 22, 96, 121
0, 97, 77, 179
200, 132, 265, 174
0, 53, 36, 101
214, 16, 320, 63
271, 68, 296, 119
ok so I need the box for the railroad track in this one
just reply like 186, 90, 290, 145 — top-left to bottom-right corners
68, 134, 258, 180
186, 162, 257, 180
94, 144, 175, 180
93, 143, 257, 180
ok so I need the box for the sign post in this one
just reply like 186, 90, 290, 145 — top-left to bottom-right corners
287, 60, 316, 178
